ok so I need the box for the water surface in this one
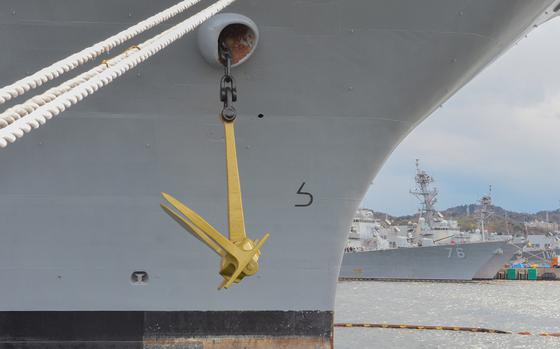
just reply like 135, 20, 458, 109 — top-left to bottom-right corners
335, 281, 560, 348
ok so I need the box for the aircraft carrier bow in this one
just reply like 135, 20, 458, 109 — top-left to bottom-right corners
0, 0, 559, 347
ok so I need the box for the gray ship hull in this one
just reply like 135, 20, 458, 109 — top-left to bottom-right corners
0, 0, 558, 347
473, 242, 520, 279
339, 241, 510, 281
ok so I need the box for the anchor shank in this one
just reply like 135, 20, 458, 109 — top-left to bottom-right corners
224, 120, 247, 243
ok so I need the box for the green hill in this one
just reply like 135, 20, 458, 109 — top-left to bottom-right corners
378, 206, 560, 235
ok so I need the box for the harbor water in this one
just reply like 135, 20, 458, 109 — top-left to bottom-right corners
335, 281, 560, 348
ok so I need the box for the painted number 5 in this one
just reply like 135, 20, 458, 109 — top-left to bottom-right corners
295, 182, 313, 207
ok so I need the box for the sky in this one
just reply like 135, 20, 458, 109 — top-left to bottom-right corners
362, 18, 560, 216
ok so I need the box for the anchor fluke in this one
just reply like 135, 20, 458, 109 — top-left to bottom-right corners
160, 192, 269, 289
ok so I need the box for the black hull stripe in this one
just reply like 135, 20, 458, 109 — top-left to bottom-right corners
0, 342, 140, 349
0, 311, 333, 343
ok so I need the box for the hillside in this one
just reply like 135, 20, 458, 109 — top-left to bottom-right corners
380, 206, 560, 235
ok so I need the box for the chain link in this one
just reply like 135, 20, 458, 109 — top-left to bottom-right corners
220, 43, 237, 121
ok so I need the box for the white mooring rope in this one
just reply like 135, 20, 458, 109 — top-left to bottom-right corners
0, 0, 204, 106
0, 24, 167, 130
0, 0, 236, 148
0, 64, 110, 130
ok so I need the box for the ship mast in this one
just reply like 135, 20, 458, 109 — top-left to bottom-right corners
410, 159, 438, 231
477, 185, 493, 241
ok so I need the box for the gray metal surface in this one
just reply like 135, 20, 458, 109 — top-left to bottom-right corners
473, 242, 519, 279
339, 241, 510, 280
0, 0, 557, 312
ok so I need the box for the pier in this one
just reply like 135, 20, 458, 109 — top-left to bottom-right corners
496, 268, 560, 281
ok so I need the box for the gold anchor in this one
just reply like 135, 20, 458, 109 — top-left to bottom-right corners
160, 45, 269, 289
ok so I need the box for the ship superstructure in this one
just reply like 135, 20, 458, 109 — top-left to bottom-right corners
410, 159, 441, 239
340, 162, 518, 281
514, 218, 560, 265
471, 188, 560, 267
341, 207, 517, 280
410, 160, 483, 245
0, 0, 559, 347
477, 185, 494, 241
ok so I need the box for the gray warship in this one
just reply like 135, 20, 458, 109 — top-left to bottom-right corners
520, 233, 560, 265
468, 187, 523, 276
472, 187, 560, 268
339, 162, 518, 281
0, 0, 559, 348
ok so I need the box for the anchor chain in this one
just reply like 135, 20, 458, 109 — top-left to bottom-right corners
160, 40, 268, 289
219, 43, 237, 122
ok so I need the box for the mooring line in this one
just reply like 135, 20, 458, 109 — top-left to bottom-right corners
334, 323, 560, 337
0, 0, 237, 148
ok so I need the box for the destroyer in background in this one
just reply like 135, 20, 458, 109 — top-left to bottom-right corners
473, 187, 560, 267
340, 161, 517, 281
0, 0, 559, 348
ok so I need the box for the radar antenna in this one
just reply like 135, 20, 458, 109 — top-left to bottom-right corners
410, 159, 438, 231
477, 185, 493, 241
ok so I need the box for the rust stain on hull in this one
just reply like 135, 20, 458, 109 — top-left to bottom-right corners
219, 24, 257, 65
144, 336, 331, 349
